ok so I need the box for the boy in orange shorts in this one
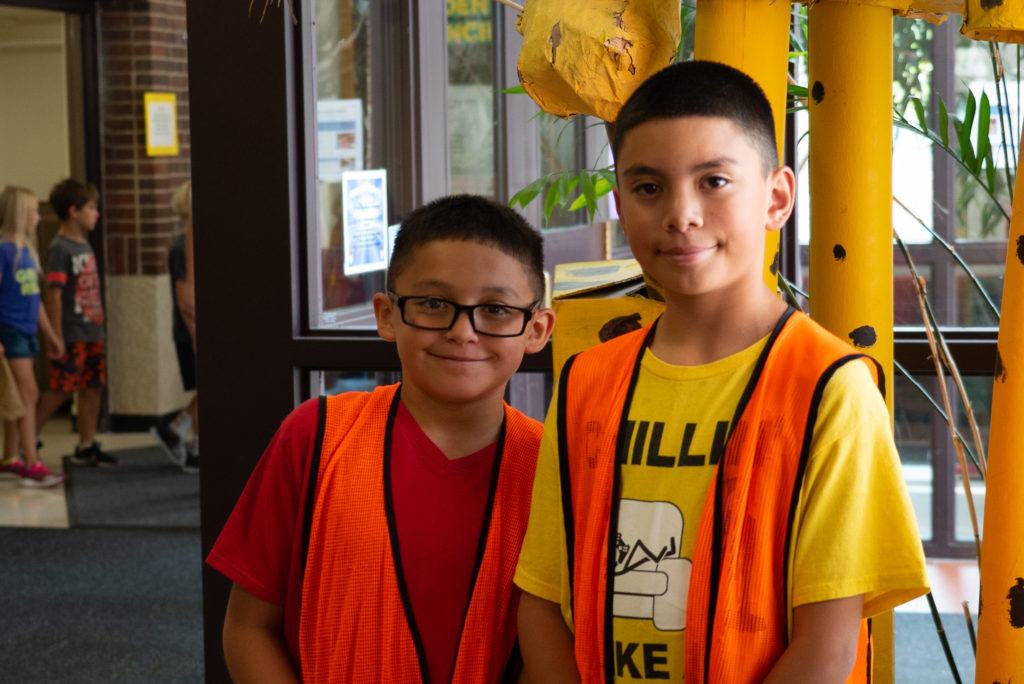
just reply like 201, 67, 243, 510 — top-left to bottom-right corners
36, 178, 115, 467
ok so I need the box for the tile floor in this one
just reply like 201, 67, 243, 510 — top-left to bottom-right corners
0, 419, 153, 529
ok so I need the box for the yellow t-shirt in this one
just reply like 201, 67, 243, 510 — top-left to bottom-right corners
515, 338, 929, 681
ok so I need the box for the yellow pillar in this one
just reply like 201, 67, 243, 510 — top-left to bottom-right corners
694, 0, 791, 290
975, 120, 1024, 683
807, 2, 896, 681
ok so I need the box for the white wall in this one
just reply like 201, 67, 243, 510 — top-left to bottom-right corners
0, 7, 70, 197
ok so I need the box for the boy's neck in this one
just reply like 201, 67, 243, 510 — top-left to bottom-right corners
58, 222, 89, 242
398, 387, 506, 460
651, 286, 788, 366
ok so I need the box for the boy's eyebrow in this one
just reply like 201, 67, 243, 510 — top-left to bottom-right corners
403, 280, 521, 299
619, 156, 739, 178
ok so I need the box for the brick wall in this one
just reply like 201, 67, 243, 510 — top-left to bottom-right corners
100, 0, 190, 277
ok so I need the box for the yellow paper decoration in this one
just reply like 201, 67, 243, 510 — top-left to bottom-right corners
962, 0, 1024, 43
516, 0, 682, 121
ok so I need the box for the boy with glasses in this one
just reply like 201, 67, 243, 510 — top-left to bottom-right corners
208, 194, 555, 683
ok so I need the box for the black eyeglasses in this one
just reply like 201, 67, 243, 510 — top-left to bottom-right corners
388, 292, 540, 337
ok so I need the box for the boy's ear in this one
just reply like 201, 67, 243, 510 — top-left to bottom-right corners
523, 307, 556, 355
765, 166, 796, 232
373, 292, 397, 341
612, 188, 621, 217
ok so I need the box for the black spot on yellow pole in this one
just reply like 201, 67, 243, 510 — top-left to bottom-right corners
848, 325, 877, 349
1016, 235, 1024, 266
1008, 578, 1024, 629
808, 3, 895, 679
598, 312, 642, 342
833, 244, 846, 261
811, 80, 825, 104
693, 0, 791, 292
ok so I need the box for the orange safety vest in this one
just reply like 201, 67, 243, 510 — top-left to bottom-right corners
298, 384, 540, 683
558, 309, 880, 683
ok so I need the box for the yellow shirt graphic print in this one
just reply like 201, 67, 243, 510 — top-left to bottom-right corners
15, 267, 39, 296
611, 338, 766, 681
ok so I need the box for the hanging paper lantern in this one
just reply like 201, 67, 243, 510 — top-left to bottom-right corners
515, 0, 682, 121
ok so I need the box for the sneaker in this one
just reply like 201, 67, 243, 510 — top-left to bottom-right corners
151, 422, 186, 467
181, 452, 199, 474
19, 461, 66, 488
70, 443, 95, 466
181, 439, 199, 474
0, 458, 25, 477
72, 442, 118, 468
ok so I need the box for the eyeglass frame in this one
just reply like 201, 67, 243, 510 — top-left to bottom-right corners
386, 291, 541, 337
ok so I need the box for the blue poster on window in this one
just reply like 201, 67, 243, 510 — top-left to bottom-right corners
341, 169, 388, 276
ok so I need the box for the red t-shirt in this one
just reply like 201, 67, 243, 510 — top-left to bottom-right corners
207, 398, 319, 668
391, 401, 496, 684
207, 396, 497, 680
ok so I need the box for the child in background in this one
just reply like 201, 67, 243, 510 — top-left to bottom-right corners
35, 179, 116, 467
208, 195, 555, 683
0, 186, 66, 487
151, 181, 199, 472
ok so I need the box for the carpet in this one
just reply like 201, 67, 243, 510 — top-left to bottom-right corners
895, 610, 977, 683
64, 446, 199, 529
0, 526, 203, 683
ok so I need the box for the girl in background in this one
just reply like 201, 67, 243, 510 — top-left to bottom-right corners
0, 186, 66, 487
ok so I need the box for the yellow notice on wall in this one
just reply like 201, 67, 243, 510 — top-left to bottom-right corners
144, 92, 178, 156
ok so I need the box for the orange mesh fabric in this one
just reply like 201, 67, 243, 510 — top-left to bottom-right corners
299, 385, 541, 683
451, 407, 541, 683
564, 313, 875, 684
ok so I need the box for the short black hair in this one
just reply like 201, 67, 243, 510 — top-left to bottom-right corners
386, 194, 545, 301
49, 178, 99, 221
611, 60, 779, 175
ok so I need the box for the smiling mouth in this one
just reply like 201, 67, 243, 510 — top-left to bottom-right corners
658, 245, 715, 260
431, 353, 486, 363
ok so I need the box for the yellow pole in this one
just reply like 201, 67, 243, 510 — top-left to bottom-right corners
807, 3, 896, 681
975, 120, 1024, 683
694, 0, 791, 290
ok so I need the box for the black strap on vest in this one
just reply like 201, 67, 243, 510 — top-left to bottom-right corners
782, 352, 885, 644
300, 395, 328, 574
556, 353, 579, 611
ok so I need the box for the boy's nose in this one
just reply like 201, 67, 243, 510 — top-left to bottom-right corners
663, 191, 700, 232
446, 308, 478, 341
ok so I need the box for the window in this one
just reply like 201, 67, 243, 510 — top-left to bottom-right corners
448, 0, 497, 196
311, 0, 381, 330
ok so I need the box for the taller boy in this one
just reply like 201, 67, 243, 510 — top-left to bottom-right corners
515, 61, 928, 682
36, 179, 115, 466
